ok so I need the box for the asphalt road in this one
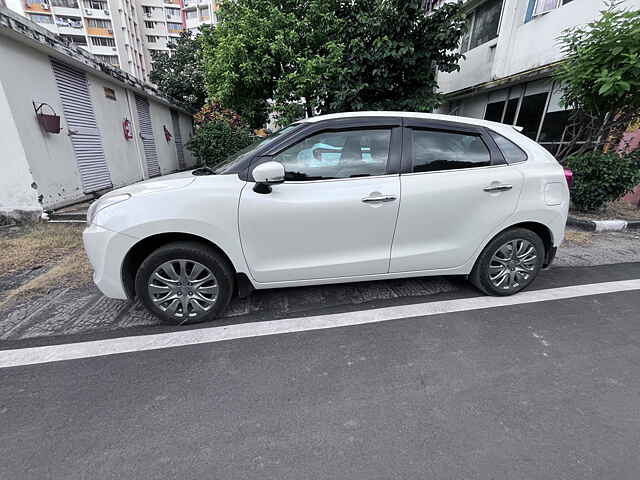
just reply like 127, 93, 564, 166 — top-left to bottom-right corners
2, 263, 640, 479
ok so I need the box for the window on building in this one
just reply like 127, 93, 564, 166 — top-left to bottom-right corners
484, 101, 505, 122
525, 0, 574, 22
144, 20, 155, 28
186, 9, 197, 19
51, 0, 78, 7
461, 0, 503, 53
516, 92, 548, 139
272, 129, 392, 181
60, 34, 87, 45
166, 9, 180, 18
96, 54, 119, 66
55, 16, 83, 28
90, 36, 116, 46
200, 6, 209, 19
147, 35, 159, 43
86, 18, 112, 28
83, 0, 107, 9
28, 13, 54, 24
411, 130, 491, 172
167, 22, 182, 33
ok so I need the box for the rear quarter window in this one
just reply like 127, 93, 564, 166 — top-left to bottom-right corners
488, 130, 528, 164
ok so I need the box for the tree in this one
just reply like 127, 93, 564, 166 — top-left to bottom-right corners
201, 0, 466, 128
150, 29, 208, 111
554, 2, 640, 161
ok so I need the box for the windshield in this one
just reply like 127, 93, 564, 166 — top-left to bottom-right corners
214, 124, 304, 174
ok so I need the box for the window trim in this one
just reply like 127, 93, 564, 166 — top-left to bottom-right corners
400, 121, 506, 175
245, 118, 403, 183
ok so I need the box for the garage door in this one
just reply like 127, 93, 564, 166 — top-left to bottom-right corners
134, 94, 161, 177
170, 110, 185, 170
51, 59, 112, 193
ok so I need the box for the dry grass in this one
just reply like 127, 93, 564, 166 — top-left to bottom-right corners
572, 199, 640, 221
0, 223, 85, 276
0, 223, 92, 310
564, 230, 593, 245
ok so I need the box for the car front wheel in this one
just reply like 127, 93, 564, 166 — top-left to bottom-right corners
135, 241, 234, 325
471, 228, 545, 296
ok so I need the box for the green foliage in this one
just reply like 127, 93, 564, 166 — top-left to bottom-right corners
555, 3, 640, 114
187, 102, 255, 166
149, 29, 208, 111
201, 0, 467, 128
565, 151, 640, 211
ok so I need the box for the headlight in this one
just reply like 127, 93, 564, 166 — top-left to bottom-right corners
86, 194, 131, 224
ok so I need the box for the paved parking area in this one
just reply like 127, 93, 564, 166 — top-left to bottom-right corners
1, 228, 639, 342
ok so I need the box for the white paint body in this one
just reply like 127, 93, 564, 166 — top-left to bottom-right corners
83, 112, 569, 299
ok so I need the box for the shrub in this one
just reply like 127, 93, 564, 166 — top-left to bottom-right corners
565, 151, 640, 212
187, 102, 255, 166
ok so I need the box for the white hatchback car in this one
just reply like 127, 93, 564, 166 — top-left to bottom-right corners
84, 112, 570, 324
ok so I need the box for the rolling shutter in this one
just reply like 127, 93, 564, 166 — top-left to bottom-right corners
51, 58, 112, 193
171, 110, 185, 170
134, 94, 161, 177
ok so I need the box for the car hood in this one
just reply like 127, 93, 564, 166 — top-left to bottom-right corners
102, 170, 199, 198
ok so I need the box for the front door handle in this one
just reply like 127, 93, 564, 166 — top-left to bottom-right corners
484, 184, 513, 193
362, 195, 397, 203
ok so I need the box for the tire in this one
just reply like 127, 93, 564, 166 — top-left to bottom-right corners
470, 228, 545, 296
135, 241, 235, 325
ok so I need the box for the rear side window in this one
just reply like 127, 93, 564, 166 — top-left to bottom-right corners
488, 130, 527, 163
410, 129, 491, 173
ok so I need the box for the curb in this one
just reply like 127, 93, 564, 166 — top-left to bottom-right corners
567, 216, 640, 232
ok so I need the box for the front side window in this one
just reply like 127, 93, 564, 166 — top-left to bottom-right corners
272, 129, 392, 181
411, 129, 491, 173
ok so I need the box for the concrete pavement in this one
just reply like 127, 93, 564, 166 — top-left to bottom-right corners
2, 263, 640, 479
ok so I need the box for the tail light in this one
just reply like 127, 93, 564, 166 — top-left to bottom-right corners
563, 168, 574, 188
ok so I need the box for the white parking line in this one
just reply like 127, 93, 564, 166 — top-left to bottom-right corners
2, 279, 639, 369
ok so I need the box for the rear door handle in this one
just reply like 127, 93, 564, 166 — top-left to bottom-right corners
484, 184, 513, 192
362, 195, 397, 203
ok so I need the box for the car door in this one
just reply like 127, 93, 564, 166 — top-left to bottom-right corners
389, 120, 524, 273
239, 120, 402, 283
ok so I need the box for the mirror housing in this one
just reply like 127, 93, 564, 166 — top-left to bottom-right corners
252, 161, 285, 194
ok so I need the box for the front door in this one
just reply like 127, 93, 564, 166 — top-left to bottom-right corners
240, 126, 401, 283
390, 125, 524, 272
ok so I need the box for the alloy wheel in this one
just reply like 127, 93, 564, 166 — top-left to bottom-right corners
488, 239, 538, 291
148, 259, 219, 321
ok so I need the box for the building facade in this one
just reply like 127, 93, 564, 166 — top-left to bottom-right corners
0, 8, 196, 221
182, 0, 217, 32
436, 0, 640, 156
137, 0, 184, 72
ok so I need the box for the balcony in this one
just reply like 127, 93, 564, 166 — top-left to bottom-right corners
86, 26, 113, 36
24, 2, 53, 13
82, 7, 110, 18
52, 5, 81, 15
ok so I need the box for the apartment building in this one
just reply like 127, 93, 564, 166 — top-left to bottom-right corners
138, 0, 185, 71
182, 0, 217, 31
4, 0, 149, 80
436, 0, 640, 156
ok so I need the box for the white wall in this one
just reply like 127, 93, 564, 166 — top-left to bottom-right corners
438, 0, 640, 95
0, 32, 193, 213
0, 79, 41, 218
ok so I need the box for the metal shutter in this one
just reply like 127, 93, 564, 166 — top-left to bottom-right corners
51, 58, 112, 193
170, 110, 185, 170
134, 94, 161, 177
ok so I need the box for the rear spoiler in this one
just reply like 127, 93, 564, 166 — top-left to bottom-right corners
512, 125, 524, 132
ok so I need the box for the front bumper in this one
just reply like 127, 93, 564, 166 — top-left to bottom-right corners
83, 223, 138, 300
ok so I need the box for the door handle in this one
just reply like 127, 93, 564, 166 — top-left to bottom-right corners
362, 195, 397, 203
483, 184, 513, 192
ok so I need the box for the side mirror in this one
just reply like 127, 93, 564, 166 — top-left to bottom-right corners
252, 161, 285, 194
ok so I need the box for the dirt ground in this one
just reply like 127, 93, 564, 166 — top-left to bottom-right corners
0, 223, 91, 311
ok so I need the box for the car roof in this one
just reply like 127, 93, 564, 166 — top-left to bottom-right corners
298, 111, 511, 131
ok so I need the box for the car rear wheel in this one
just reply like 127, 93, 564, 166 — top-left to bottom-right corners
135, 241, 234, 325
471, 228, 545, 296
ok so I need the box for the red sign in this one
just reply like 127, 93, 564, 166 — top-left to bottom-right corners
122, 119, 133, 140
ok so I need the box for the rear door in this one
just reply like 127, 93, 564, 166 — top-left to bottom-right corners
390, 119, 524, 272
239, 119, 402, 283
